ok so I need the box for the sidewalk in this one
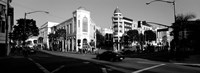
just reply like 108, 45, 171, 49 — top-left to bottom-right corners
40, 50, 97, 60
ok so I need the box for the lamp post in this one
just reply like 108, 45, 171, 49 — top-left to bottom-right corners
146, 0, 176, 23
23, 11, 49, 46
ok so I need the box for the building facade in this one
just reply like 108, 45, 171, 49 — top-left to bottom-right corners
112, 7, 154, 51
0, 0, 13, 56
39, 22, 59, 49
112, 7, 134, 51
51, 7, 96, 52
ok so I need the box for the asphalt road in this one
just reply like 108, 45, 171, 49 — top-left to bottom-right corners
41, 50, 200, 73
0, 51, 123, 73
1, 50, 200, 73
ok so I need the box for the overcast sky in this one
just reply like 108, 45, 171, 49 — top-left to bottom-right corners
11, 0, 200, 28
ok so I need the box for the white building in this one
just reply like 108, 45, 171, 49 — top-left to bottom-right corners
51, 7, 96, 52
112, 7, 155, 51
112, 7, 135, 51
39, 22, 59, 49
137, 21, 153, 34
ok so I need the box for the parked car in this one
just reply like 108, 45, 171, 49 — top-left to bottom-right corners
96, 51, 125, 62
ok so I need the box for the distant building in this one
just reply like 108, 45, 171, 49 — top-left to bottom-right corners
112, 7, 154, 51
51, 7, 96, 52
112, 7, 134, 51
39, 22, 59, 49
137, 21, 153, 34
0, 0, 13, 56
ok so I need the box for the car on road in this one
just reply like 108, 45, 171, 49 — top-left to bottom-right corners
96, 51, 125, 62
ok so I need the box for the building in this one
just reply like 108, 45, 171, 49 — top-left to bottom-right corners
137, 21, 153, 34
39, 22, 59, 49
112, 7, 134, 51
51, 7, 96, 52
0, 0, 13, 56
112, 7, 156, 51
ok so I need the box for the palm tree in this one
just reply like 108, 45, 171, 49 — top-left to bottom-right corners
171, 13, 197, 53
175, 13, 196, 22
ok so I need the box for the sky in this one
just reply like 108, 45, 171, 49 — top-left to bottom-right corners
11, 0, 200, 28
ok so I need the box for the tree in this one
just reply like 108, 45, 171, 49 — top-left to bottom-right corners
12, 19, 39, 42
96, 30, 105, 48
48, 33, 57, 51
144, 30, 156, 42
54, 29, 66, 51
122, 34, 129, 47
55, 29, 66, 39
171, 13, 197, 53
175, 13, 196, 22
127, 30, 139, 42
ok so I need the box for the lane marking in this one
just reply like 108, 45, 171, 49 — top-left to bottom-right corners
137, 61, 160, 64
28, 58, 51, 73
83, 62, 90, 64
132, 64, 165, 73
101, 68, 107, 73
173, 63, 200, 66
51, 65, 65, 73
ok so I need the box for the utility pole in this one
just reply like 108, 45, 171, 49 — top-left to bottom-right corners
5, 0, 11, 56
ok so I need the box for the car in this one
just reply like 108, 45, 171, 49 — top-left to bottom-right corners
25, 46, 36, 54
96, 51, 125, 62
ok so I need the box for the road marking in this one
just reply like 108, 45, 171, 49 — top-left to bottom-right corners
83, 62, 90, 64
132, 64, 165, 73
51, 65, 65, 73
28, 58, 51, 73
101, 68, 107, 73
137, 61, 160, 64
173, 63, 200, 66
28, 58, 66, 73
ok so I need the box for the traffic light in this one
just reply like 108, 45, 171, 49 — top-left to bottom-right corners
8, 7, 14, 16
138, 21, 141, 28
8, 32, 13, 39
142, 21, 147, 25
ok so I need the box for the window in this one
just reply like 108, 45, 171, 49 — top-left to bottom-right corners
0, 21, 5, 33
82, 17, 88, 32
0, 4, 5, 15
74, 21, 76, 32
120, 30, 122, 33
70, 23, 72, 33
78, 20, 80, 27
67, 25, 69, 34
0, 4, 5, 33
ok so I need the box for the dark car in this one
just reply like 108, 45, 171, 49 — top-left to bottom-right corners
25, 46, 36, 54
96, 51, 125, 62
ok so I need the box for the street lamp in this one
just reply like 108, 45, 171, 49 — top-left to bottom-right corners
146, 0, 176, 23
24, 11, 49, 20
23, 11, 49, 46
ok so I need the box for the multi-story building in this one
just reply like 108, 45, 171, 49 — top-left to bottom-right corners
137, 21, 153, 34
51, 7, 96, 52
112, 7, 155, 51
0, 0, 13, 56
112, 7, 134, 51
39, 22, 59, 49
